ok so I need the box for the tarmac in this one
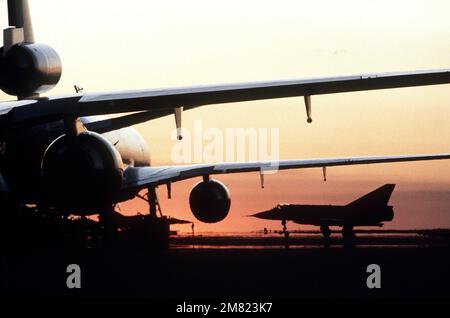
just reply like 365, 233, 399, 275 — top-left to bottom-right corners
2, 231, 450, 298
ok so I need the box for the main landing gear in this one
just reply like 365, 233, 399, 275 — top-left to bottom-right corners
342, 225, 355, 239
319, 225, 355, 247
130, 187, 170, 249
342, 225, 355, 248
320, 225, 331, 239
100, 187, 170, 249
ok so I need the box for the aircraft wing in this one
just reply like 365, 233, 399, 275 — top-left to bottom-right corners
121, 153, 450, 192
2, 69, 450, 129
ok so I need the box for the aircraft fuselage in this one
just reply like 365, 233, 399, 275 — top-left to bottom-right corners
254, 203, 394, 227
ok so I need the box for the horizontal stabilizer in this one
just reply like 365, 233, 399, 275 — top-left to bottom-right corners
346, 184, 395, 208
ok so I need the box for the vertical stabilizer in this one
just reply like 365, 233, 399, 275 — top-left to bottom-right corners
7, 0, 34, 43
346, 184, 395, 208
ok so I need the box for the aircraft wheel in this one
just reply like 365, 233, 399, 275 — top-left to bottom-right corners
342, 225, 354, 239
320, 225, 331, 239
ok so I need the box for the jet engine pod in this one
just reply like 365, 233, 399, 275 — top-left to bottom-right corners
41, 132, 123, 213
0, 43, 62, 97
189, 179, 231, 223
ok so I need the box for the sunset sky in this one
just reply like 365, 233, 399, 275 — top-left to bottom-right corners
2, 0, 450, 232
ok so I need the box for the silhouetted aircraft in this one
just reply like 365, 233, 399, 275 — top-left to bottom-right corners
1, 1, 450, 236
251, 184, 395, 239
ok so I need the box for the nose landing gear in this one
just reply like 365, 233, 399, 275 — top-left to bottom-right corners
281, 219, 290, 249
320, 225, 331, 248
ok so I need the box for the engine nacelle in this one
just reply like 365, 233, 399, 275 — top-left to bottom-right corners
189, 179, 231, 223
41, 132, 123, 213
0, 43, 62, 97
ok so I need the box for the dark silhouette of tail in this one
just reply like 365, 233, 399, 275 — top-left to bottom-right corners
346, 184, 395, 208
7, 0, 35, 43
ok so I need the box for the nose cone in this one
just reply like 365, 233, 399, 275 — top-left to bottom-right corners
250, 209, 279, 220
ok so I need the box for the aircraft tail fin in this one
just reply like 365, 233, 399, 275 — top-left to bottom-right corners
346, 184, 395, 208
7, 0, 34, 43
